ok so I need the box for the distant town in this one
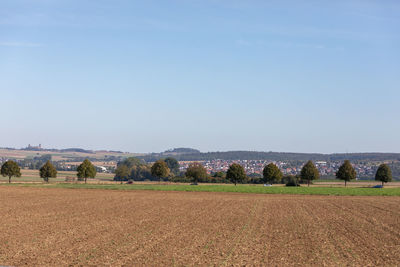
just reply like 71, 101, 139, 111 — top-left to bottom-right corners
179, 159, 378, 179
0, 145, 398, 180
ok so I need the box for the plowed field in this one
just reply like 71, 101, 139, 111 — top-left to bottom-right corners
0, 187, 399, 266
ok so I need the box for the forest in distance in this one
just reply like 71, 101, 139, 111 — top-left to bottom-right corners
139, 149, 400, 162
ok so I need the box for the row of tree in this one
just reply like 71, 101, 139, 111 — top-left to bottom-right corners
0, 159, 97, 183
262, 160, 391, 187
2, 156, 392, 187
146, 159, 393, 187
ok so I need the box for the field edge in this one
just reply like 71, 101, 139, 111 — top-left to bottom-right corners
1, 183, 400, 196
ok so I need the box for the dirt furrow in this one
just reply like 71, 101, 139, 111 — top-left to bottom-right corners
0, 187, 399, 266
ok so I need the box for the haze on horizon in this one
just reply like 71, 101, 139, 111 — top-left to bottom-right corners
0, 0, 399, 154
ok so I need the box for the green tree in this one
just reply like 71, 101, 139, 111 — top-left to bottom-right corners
114, 157, 154, 182
1, 160, 21, 183
115, 164, 130, 184
151, 160, 170, 182
77, 159, 97, 184
282, 175, 300, 186
375, 164, 392, 187
130, 165, 151, 180
226, 163, 247, 185
119, 157, 145, 169
164, 157, 180, 175
262, 163, 283, 184
300, 160, 320, 187
185, 162, 208, 183
39, 160, 57, 182
336, 160, 356, 187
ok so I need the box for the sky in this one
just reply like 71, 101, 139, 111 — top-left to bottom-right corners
0, 0, 399, 153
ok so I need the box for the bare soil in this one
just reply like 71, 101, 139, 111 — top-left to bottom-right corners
0, 187, 399, 266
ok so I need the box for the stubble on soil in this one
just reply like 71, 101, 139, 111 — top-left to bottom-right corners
0, 187, 399, 266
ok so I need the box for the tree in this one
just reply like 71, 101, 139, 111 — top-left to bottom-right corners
132, 165, 153, 181
282, 175, 300, 186
119, 157, 145, 169
1, 160, 21, 183
226, 163, 247, 185
164, 157, 180, 176
114, 164, 130, 184
375, 164, 392, 187
39, 160, 57, 182
151, 160, 170, 182
336, 160, 356, 187
185, 162, 208, 183
300, 160, 320, 187
114, 157, 154, 182
262, 163, 283, 184
77, 159, 97, 184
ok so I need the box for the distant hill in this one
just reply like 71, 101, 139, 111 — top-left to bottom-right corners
139, 148, 201, 161
164, 148, 201, 154
139, 150, 400, 163
2, 146, 97, 154
58, 148, 95, 154
2, 146, 400, 164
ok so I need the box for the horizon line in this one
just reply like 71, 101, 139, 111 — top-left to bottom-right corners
1, 146, 400, 155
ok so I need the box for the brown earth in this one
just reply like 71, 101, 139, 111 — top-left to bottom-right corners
0, 187, 399, 266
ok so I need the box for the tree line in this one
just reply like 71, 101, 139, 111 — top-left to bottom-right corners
114, 157, 393, 187
0, 159, 97, 183
1, 157, 393, 187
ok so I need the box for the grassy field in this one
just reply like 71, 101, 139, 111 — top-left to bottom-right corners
1, 187, 399, 266
3, 183, 400, 196
2, 169, 399, 196
315, 178, 380, 183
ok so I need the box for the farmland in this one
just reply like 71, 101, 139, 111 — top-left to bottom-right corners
0, 148, 138, 161
0, 186, 399, 266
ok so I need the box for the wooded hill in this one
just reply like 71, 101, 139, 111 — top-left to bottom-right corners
139, 150, 400, 163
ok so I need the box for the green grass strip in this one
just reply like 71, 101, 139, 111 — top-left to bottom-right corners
1, 183, 400, 196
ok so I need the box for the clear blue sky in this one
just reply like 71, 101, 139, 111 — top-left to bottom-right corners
1, 0, 399, 153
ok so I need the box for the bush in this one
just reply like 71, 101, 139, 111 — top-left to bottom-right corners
209, 176, 229, 183
249, 177, 263, 184
169, 176, 192, 183
283, 175, 300, 186
286, 181, 300, 187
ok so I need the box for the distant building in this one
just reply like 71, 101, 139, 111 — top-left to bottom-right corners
26, 144, 42, 151
97, 166, 108, 172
